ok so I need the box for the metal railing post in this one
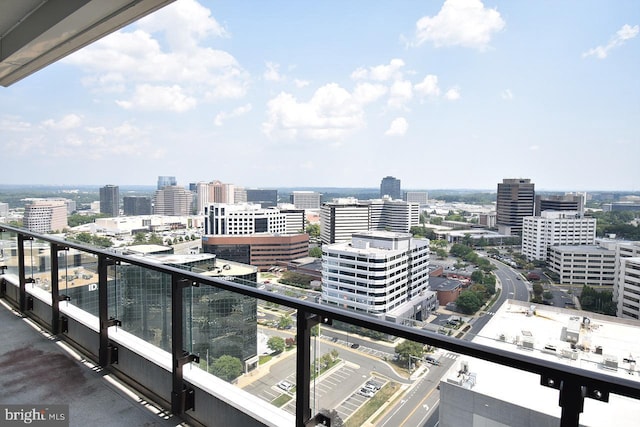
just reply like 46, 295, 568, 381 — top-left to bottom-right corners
50, 243, 70, 334
171, 276, 199, 414
17, 234, 32, 312
98, 255, 120, 366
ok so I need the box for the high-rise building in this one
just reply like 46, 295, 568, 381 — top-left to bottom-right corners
196, 181, 235, 215
321, 231, 435, 322
496, 178, 535, 236
320, 198, 420, 244
380, 176, 401, 200
521, 211, 597, 261
153, 186, 193, 216
290, 191, 321, 209
23, 200, 68, 233
157, 176, 176, 190
123, 196, 152, 216
246, 189, 278, 208
320, 199, 370, 245
535, 193, 585, 216
99, 185, 120, 217
204, 203, 302, 236
404, 191, 428, 205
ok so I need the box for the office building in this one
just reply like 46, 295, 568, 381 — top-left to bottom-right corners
380, 176, 401, 200
404, 191, 428, 205
320, 199, 370, 244
153, 186, 193, 216
202, 234, 309, 271
321, 231, 435, 322
204, 203, 302, 236
547, 244, 617, 287
196, 181, 236, 215
123, 196, 152, 216
320, 198, 419, 244
0, 202, 8, 218
479, 212, 497, 228
157, 176, 177, 190
496, 178, 535, 236
246, 189, 277, 208
619, 257, 640, 319
521, 211, 596, 261
290, 191, 321, 209
99, 185, 120, 217
23, 200, 68, 233
535, 193, 585, 216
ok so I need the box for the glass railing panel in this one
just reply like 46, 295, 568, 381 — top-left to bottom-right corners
112, 262, 172, 351
310, 317, 400, 427
54, 250, 102, 317
0, 230, 18, 276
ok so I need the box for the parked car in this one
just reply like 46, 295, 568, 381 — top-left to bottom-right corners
365, 380, 381, 391
358, 388, 375, 398
350, 343, 360, 349
277, 380, 294, 392
425, 356, 440, 366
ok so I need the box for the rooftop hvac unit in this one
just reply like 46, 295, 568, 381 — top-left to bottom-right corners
595, 345, 603, 355
522, 339, 534, 350
603, 356, 618, 371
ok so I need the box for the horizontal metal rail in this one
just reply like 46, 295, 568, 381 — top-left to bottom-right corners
2, 223, 640, 427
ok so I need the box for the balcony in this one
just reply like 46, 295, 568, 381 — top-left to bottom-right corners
1, 223, 640, 427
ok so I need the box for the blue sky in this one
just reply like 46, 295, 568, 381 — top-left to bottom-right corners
1, 0, 638, 191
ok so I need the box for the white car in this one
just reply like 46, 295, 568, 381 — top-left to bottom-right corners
358, 388, 375, 398
277, 380, 294, 392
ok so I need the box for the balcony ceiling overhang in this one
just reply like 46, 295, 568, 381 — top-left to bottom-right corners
0, 0, 175, 87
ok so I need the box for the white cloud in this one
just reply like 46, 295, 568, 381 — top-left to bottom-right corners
415, 74, 441, 97
353, 83, 388, 104
64, 0, 249, 111
116, 84, 197, 112
351, 59, 405, 81
412, 0, 505, 50
385, 117, 409, 136
294, 79, 310, 88
263, 83, 382, 140
388, 80, 414, 108
529, 145, 540, 151
501, 89, 514, 100
264, 62, 284, 82
582, 24, 639, 59
0, 115, 32, 132
444, 87, 461, 100
42, 114, 83, 130
214, 104, 253, 126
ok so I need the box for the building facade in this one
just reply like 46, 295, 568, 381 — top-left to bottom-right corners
23, 200, 68, 233
535, 193, 585, 216
157, 175, 177, 189
123, 196, 152, 216
321, 231, 434, 323
204, 203, 303, 236
99, 185, 120, 217
547, 244, 617, 287
521, 211, 597, 261
202, 234, 309, 271
496, 178, 535, 236
380, 176, 401, 200
320, 200, 370, 245
619, 257, 640, 320
246, 189, 278, 208
153, 185, 193, 216
290, 191, 321, 209
404, 191, 428, 205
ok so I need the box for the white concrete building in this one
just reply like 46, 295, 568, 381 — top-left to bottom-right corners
23, 200, 68, 233
522, 211, 596, 261
291, 191, 321, 209
204, 203, 303, 236
196, 181, 235, 215
320, 197, 419, 245
547, 244, 617, 287
321, 231, 434, 323
439, 300, 640, 427
153, 186, 193, 216
404, 191, 428, 205
619, 257, 640, 320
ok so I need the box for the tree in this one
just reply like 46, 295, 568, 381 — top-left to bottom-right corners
309, 247, 322, 258
456, 290, 483, 314
211, 355, 243, 382
277, 314, 293, 330
471, 270, 484, 283
267, 336, 286, 353
148, 233, 164, 245
306, 223, 320, 239
132, 232, 147, 245
395, 340, 424, 362
319, 409, 344, 427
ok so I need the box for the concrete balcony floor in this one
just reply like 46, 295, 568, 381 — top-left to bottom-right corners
0, 299, 187, 427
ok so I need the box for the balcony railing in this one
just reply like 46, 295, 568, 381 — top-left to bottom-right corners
1, 223, 639, 427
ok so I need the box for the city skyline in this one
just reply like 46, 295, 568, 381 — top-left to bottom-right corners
1, 0, 638, 191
